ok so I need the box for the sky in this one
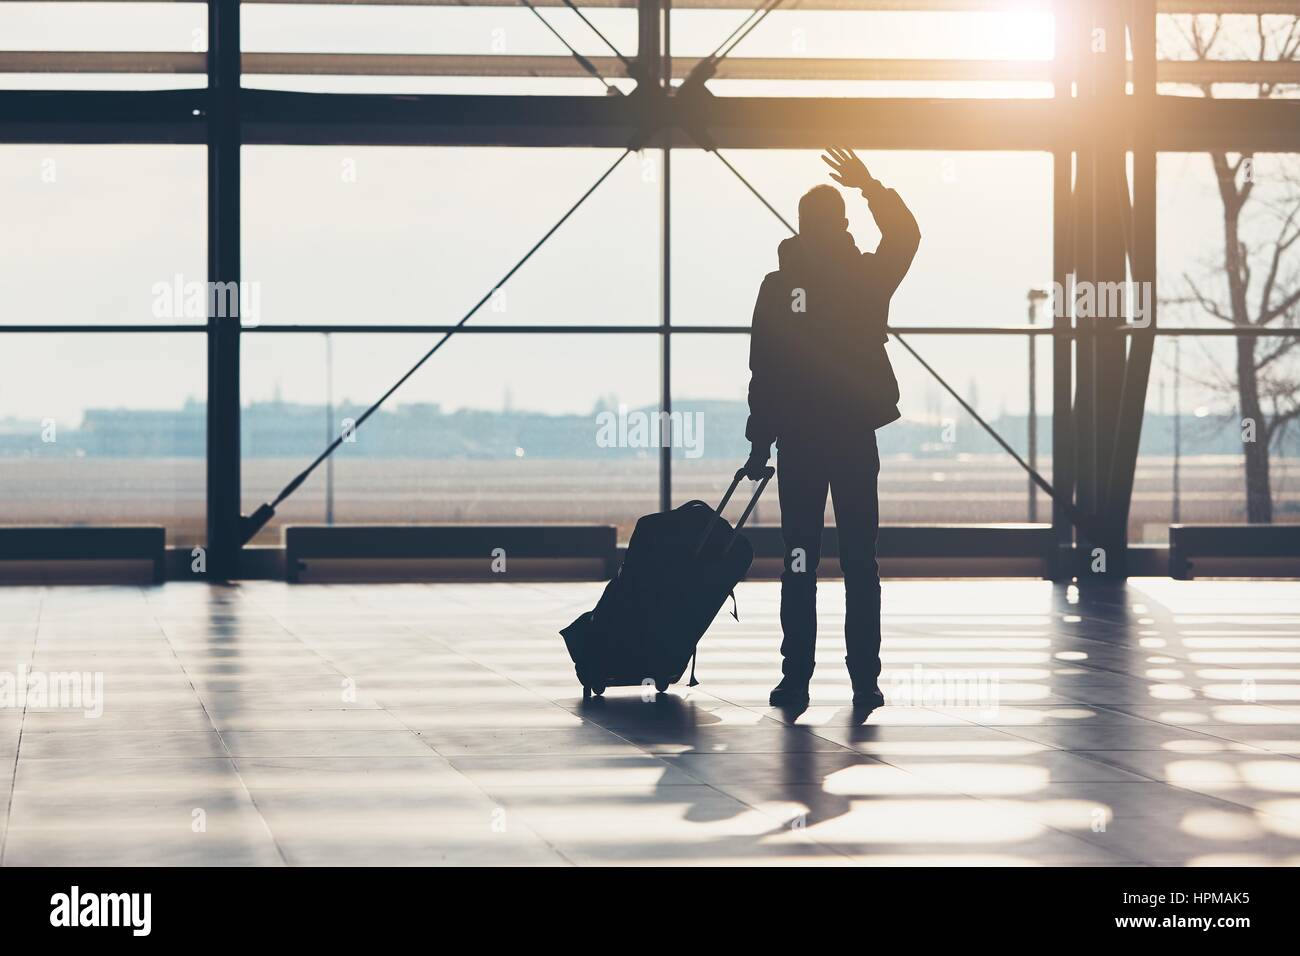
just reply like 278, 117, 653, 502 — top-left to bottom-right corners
0, 4, 1293, 430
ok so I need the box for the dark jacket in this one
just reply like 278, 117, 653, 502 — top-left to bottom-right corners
745, 184, 920, 449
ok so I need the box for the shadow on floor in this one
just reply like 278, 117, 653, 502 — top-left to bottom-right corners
579, 692, 857, 832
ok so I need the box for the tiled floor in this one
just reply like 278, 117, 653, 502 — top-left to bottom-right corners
2, 578, 1299, 866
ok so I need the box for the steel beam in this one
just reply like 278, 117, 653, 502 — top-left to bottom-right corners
0, 89, 205, 144
1105, 0, 1159, 549
206, 1, 243, 579
655, 0, 674, 514
4, 87, 1298, 151
1091, 0, 1131, 561
9, 51, 1300, 87
23, 0, 1300, 13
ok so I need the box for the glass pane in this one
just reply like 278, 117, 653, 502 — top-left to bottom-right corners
0, 332, 206, 547
241, 332, 660, 544
0, 144, 207, 326
671, 332, 1050, 525
672, 149, 1053, 328
1133, 334, 1300, 542
671, 7, 1054, 99
242, 4, 638, 95
1157, 13, 1300, 99
669, 333, 769, 518
0, 1, 207, 91
1148, 149, 1300, 535
1159, 151, 1300, 328
243, 146, 657, 327
888, 334, 1052, 525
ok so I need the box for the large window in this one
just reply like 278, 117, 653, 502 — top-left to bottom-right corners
0, 144, 206, 326
671, 150, 1053, 327
1145, 151, 1300, 535
669, 147, 1054, 526
3, 1, 1295, 572
0, 144, 206, 547
242, 332, 660, 543
242, 4, 640, 96
671, 6, 1055, 99
670, 332, 1051, 526
0, 333, 206, 547
242, 145, 657, 327
1135, 335, 1300, 542
0, 1, 207, 91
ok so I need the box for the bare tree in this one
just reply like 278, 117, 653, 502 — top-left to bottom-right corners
1164, 14, 1300, 522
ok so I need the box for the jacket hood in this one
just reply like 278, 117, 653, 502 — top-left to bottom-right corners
777, 232, 860, 274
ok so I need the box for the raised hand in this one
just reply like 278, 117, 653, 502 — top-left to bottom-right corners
821, 146, 877, 193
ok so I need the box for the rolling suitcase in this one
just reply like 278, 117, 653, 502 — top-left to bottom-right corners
560, 463, 775, 697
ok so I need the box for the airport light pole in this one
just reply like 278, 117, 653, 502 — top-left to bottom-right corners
325, 332, 335, 526
1027, 288, 1049, 522
1173, 337, 1181, 525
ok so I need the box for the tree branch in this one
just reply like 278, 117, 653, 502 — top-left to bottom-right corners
1181, 273, 1236, 324
1265, 402, 1300, 450
1261, 285, 1300, 325
1254, 334, 1300, 371
1258, 201, 1300, 319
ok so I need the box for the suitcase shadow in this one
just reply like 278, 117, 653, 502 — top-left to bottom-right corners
577, 693, 724, 751
579, 693, 855, 833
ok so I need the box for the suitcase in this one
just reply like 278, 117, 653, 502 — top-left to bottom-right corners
560, 463, 775, 698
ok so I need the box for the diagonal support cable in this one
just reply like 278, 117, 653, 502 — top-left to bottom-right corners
706, 0, 784, 63
240, 147, 635, 543
519, 0, 620, 92
712, 148, 795, 234
714, 0, 783, 60
888, 331, 1107, 545
702, 143, 1109, 546
559, 0, 634, 74
680, 0, 786, 91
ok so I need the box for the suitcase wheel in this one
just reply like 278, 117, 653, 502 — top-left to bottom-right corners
654, 678, 670, 694
583, 685, 605, 699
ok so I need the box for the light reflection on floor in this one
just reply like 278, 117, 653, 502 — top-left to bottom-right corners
1, 579, 1298, 866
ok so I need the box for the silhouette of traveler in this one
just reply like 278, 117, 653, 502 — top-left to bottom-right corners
742, 146, 921, 717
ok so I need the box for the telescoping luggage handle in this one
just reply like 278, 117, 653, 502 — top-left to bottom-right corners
693, 464, 776, 557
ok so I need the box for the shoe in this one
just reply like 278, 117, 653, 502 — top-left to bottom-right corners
852, 686, 883, 723
769, 678, 810, 710
851, 685, 885, 714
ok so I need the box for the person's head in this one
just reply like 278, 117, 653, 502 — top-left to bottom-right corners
798, 184, 847, 242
